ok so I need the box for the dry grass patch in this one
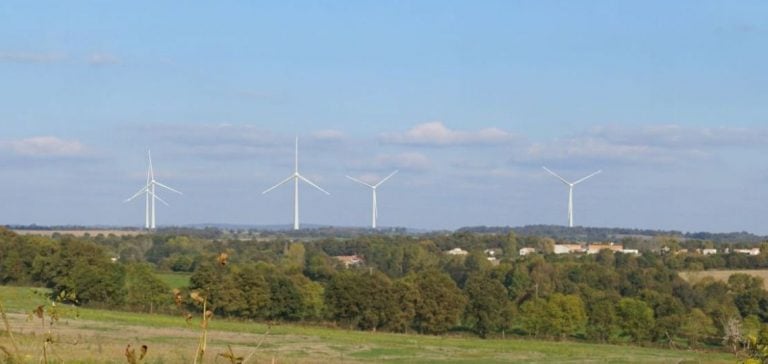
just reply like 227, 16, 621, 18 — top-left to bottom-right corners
679, 270, 768, 290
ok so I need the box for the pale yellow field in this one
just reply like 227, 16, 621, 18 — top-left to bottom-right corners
12, 229, 145, 237
679, 270, 768, 290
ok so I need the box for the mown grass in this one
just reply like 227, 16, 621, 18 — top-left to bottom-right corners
0, 285, 735, 363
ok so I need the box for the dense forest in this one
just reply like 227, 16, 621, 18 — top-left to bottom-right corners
3, 226, 768, 358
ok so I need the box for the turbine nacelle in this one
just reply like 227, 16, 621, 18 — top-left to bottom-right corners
542, 166, 601, 228
263, 137, 329, 230
124, 150, 181, 230
347, 170, 398, 229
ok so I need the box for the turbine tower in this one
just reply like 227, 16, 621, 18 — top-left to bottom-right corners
125, 150, 182, 230
542, 166, 601, 228
263, 137, 330, 230
346, 170, 398, 229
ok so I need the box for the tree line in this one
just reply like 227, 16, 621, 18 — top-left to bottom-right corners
3, 227, 768, 354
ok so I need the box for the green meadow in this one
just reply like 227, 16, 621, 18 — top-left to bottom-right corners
0, 285, 733, 363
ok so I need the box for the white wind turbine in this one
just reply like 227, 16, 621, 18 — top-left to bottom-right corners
542, 166, 601, 228
263, 137, 330, 230
125, 150, 182, 230
346, 170, 398, 229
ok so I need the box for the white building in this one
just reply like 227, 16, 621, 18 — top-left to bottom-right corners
519, 247, 536, 256
734, 248, 761, 256
446, 248, 469, 256
554, 244, 585, 255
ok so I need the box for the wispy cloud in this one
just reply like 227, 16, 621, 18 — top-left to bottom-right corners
0, 136, 88, 158
523, 124, 768, 165
311, 129, 346, 141
0, 51, 67, 64
130, 123, 284, 160
375, 152, 430, 171
527, 137, 705, 165
587, 124, 768, 148
87, 52, 120, 66
380, 121, 520, 147
135, 123, 276, 146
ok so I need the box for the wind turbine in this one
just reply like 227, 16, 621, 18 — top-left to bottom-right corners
542, 166, 601, 228
346, 170, 398, 229
263, 137, 330, 230
124, 150, 182, 230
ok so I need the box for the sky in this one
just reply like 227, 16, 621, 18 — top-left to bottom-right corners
1, 1, 767, 233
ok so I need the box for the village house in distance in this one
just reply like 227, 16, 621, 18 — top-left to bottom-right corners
515, 242, 761, 257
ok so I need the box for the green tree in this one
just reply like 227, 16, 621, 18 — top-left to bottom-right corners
729, 273, 768, 319
282, 243, 306, 273
41, 237, 127, 306
324, 270, 393, 330
500, 232, 518, 260
233, 265, 271, 318
304, 249, 335, 282
519, 297, 547, 337
617, 298, 655, 343
543, 293, 587, 339
266, 274, 305, 321
584, 292, 618, 342
387, 278, 419, 333
125, 263, 171, 313
410, 270, 466, 335
680, 308, 716, 348
292, 274, 325, 321
463, 272, 508, 338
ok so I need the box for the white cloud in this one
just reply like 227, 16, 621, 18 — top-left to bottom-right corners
380, 121, 520, 146
311, 129, 346, 141
524, 124, 768, 165
0, 52, 66, 64
87, 52, 120, 66
135, 123, 276, 147
587, 124, 768, 148
0, 136, 88, 157
526, 137, 702, 165
132, 123, 299, 161
375, 152, 430, 171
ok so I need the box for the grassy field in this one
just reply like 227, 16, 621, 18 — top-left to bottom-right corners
0, 285, 734, 363
679, 269, 768, 289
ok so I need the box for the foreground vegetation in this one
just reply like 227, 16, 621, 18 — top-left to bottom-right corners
0, 286, 732, 363
4, 226, 768, 362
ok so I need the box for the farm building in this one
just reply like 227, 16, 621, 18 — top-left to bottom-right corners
554, 244, 585, 254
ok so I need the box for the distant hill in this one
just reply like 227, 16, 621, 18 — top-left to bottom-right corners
184, 223, 423, 238
7, 223, 766, 244
457, 225, 768, 244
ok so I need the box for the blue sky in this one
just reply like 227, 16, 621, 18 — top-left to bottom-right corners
1, 1, 767, 233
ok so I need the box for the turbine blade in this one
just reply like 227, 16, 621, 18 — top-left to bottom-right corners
148, 149, 154, 181
298, 174, 330, 195
295, 136, 299, 174
374, 170, 399, 188
542, 166, 571, 185
573, 170, 602, 185
262, 175, 294, 194
346, 175, 374, 188
124, 186, 148, 202
154, 180, 182, 194
148, 190, 170, 206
